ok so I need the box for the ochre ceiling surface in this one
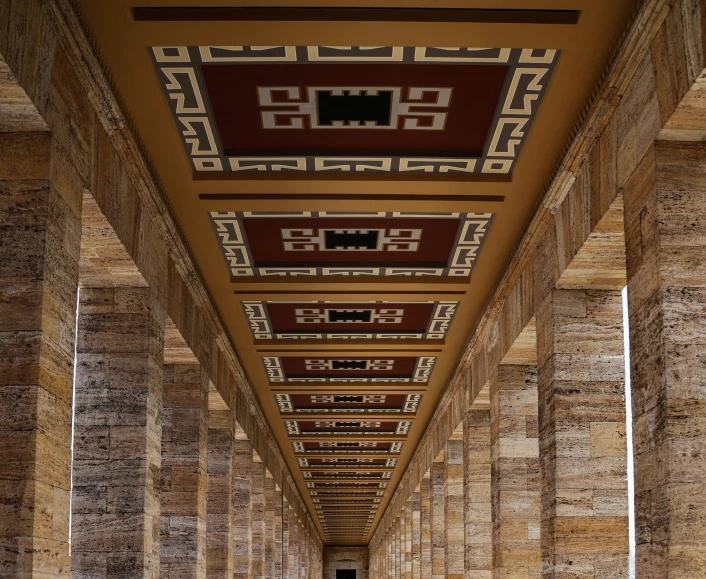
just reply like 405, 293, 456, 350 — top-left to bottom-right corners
75, 0, 638, 544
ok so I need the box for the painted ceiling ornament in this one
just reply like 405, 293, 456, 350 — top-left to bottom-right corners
209, 212, 493, 278
242, 300, 458, 340
151, 45, 558, 174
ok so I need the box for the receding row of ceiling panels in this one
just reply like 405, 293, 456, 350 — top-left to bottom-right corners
76, 0, 636, 542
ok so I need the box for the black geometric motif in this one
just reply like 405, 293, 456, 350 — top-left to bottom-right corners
328, 310, 373, 323
331, 360, 367, 370
317, 90, 392, 127
324, 230, 379, 250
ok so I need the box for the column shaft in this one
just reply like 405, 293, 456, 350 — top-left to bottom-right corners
445, 438, 465, 579
206, 410, 234, 579
251, 461, 266, 579
71, 286, 165, 578
430, 460, 445, 579
161, 363, 209, 578
274, 485, 283, 579
0, 132, 80, 577
265, 475, 275, 579
233, 437, 253, 579
420, 475, 432, 579
411, 490, 421, 578
490, 365, 540, 578
537, 289, 629, 578
625, 141, 706, 577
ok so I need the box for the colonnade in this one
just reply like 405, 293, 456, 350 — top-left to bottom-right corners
0, 5, 323, 576
369, 1, 706, 576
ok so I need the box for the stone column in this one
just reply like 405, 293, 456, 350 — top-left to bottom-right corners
274, 485, 283, 579
288, 510, 299, 579
233, 433, 253, 579
464, 407, 492, 578
251, 459, 266, 579
265, 474, 275, 579
160, 363, 209, 578
624, 141, 706, 577
0, 132, 81, 576
445, 436, 465, 579
420, 474, 432, 579
411, 488, 421, 578
282, 500, 289, 579
490, 365, 540, 578
430, 457, 445, 579
537, 289, 628, 577
405, 498, 413, 579
393, 517, 399, 579
71, 286, 165, 578
206, 409, 234, 579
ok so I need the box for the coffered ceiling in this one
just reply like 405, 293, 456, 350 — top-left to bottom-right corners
74, 0, 638, 545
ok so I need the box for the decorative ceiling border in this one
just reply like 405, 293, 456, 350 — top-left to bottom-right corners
285, 420, 412, 436
151, 45, 559, 175
263, 356, 435, 384
210, 211, 493, 278
275, 393, 422, 414
242, 300, 458, 340
292, 441, 404, 453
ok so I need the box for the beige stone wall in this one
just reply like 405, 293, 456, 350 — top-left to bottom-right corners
323, 546, 369, 579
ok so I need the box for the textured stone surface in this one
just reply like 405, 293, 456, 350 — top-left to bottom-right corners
251, 459, 266, 579
464, 408, 493, 579
445, 436, 465, 579
0, 131, 79, 578
71, 286, 165, 579
160, 363, 208, 579
233, 433, 253, 579
206, 410, 233, 579
431, 456, 445, 579
536, 289, 629, 578
624, 140, 706, 578
490, 364, 541, 579
420, 474, 432, 579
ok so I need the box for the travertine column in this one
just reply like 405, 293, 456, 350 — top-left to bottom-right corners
464, 408, 492, 578
430, 456, 445, 579
288, 510, 299, 579
160, 363, 209, 579
0, 132, 80, 577
233, 433, 253, 579
265, 474, 275, 579
282, 500, 289, 579
624, 141, 706, 577
405, 498, 413, 579
251, 460, 266, 579
537, 289, 628, 577
206, 410, 234, 579
412, 489, 421, 578
445, 436, 465, 579
490, 365, 540, 578
72, 286, 165, 578
420, 474, 432, 579
393, 517, 399, 579
274, 485, 283, 579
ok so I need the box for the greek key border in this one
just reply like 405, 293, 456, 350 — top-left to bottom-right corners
243, 300, 458, 340
210, 211, 493, 278
275, 393, 422, 414
151, 46, 559, 175
263, 356, 435, 384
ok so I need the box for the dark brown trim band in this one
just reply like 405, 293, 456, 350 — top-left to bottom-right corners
133, 6, 580, 24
